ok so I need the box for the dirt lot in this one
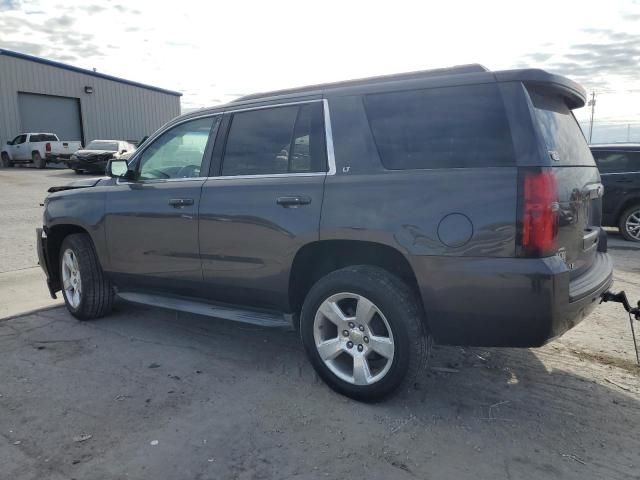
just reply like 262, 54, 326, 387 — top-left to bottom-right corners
1, 167, 639, 480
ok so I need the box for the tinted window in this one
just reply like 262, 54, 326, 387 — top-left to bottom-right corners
33, 134, 57, 142
86, 141, 119, 151
14, 135, 27, 145
529, 89, 594, 166
138, 117, 217, 180
363, 84, 515, 170
592, 150, 640, 173
221, 103, 326, 176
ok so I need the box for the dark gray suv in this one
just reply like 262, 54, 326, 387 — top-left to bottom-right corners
37, 65, 613, 400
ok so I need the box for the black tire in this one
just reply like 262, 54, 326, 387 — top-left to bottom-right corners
1, 153, 12, 168
33, 151, 45, 169
300, 265, 430, 402
619, 205, 640, 242
59, 233, 114, 320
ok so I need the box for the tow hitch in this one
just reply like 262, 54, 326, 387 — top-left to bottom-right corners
601, 290, 640, 365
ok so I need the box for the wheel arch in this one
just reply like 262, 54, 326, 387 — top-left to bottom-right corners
288, 239, 425, 323
45, 224, 93, 292
615, 196, 640, 223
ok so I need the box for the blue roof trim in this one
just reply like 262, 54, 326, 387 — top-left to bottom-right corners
0, 49, 182, 97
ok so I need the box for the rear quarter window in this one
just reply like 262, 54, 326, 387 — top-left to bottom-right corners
363, 83, 515, 170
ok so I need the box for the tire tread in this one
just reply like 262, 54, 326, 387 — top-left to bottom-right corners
60, 233, 113, 320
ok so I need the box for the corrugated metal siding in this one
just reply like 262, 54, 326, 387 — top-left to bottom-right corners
0, 55, 180, 145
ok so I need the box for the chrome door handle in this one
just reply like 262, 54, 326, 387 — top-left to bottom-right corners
276, 195, 312, 207
168, 198, 194, 208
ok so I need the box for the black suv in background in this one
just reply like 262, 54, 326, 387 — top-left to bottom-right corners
590, 144, 640, 242
37, 65, 613, 401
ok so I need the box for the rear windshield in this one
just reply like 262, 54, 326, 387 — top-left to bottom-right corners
363, 83, 515, 170
86, 141, 119, 151
528, 88, 594, 166
30, 134, 57, 142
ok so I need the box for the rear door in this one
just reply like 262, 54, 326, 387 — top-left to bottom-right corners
591, 149, 640, 225
198, 100, 328, 310
104, 115, 220, 294
526, 87, 603, 278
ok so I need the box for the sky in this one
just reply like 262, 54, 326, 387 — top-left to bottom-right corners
1, 0, 639, 142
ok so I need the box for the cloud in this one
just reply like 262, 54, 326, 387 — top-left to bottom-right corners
0, 9, 106, 61
77, 4, 107, 15
0, 40, 43, 55
0, 0, 20, 11
520, 28, 640, 90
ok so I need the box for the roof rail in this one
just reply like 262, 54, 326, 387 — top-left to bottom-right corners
233, 64, 489, 102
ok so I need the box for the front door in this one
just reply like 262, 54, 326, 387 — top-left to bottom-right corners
198, 101, 328, 310
10, 134, 28, 160
104, 115, 220, 295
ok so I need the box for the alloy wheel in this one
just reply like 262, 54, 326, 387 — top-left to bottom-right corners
625, 209, 640, 241
313, 292, 395, 385
62, 248, 82, 308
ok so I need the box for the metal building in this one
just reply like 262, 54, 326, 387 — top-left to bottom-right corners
0, 49, 181, 146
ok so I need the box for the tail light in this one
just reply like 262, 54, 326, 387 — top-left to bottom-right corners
45, 142, 51, 152
520, 170, 558, 256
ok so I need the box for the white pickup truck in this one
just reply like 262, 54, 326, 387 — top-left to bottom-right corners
1, 133, 82, 169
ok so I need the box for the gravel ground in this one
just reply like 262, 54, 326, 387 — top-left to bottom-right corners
0, 167, 639, 480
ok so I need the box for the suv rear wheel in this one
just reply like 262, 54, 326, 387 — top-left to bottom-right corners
619, 205, 640, 242
60, 233, 114, 320
300, 265, 430, 401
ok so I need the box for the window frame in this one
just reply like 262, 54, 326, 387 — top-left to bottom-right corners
592, 149, 640, 175
362, 83, 517, 171
210, 99, 336, 179
120, 114, 221, 184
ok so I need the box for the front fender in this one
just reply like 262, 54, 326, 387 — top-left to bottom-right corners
45, 184, 110, 270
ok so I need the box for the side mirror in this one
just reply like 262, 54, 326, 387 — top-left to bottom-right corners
6, 140, 12, 145
106, 159, 131, 178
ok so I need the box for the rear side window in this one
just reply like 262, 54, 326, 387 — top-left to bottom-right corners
30, 134, 57, 142
592, 150, 640, 173
363, 83, 515, 170
528, 88, 594, 166
222, 103, 326, 176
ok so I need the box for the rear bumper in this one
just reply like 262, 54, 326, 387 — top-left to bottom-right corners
36, 228, 58, 299
46, 153, 73, 161
411, 251, 614, 347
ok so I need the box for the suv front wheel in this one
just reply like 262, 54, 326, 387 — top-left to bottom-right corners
300, 265, 430, 401
60, 233, 114, 320
619, 205, 640, 242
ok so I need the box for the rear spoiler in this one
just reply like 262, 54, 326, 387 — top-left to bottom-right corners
494, 69, 586, 109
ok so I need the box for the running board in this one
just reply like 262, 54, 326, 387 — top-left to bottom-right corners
117, 292, 293, 329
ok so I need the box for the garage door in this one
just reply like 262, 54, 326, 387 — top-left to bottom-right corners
18, 93, 83, 142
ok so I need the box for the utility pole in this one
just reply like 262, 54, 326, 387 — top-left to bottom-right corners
628, 124, 631, 142
587, 91, 596, 143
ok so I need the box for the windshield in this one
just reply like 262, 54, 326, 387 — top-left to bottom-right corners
86, 141, 119, 151
528, 88, 595, 166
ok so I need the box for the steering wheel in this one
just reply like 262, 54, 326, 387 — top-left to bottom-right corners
175, 164, 200, 178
